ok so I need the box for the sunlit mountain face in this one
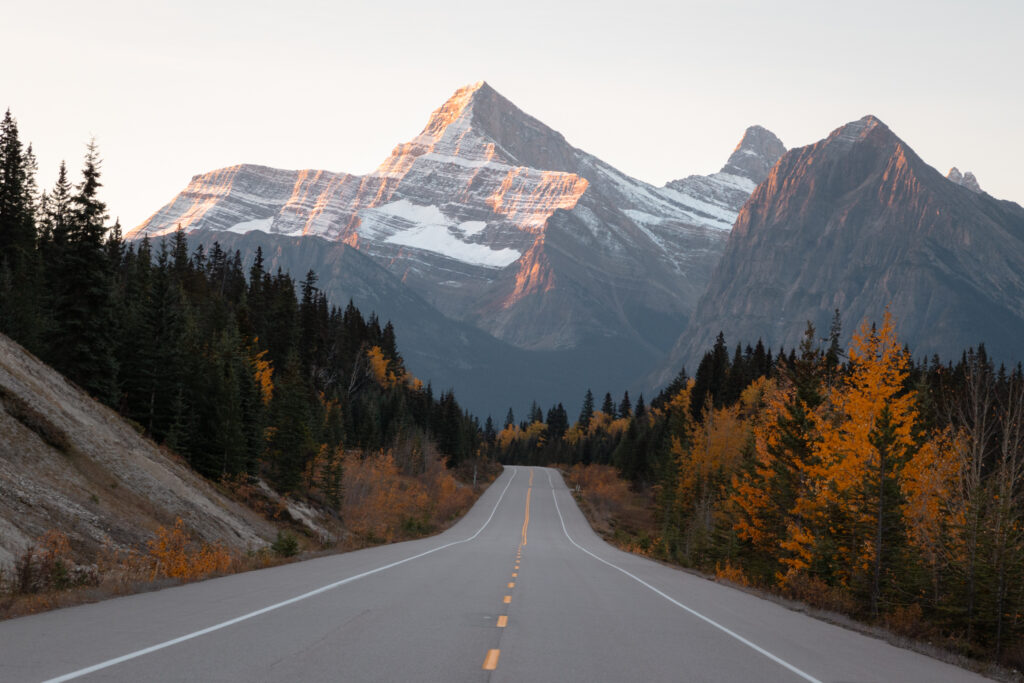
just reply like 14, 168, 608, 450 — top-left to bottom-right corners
130, 82, 782, 417
668, 114, 1024, 379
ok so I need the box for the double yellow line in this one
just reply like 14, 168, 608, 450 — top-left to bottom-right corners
484, 468, 534, 673
521, 469, 533, 546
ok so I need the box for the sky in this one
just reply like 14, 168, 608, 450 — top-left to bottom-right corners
5, 0, 1022, 229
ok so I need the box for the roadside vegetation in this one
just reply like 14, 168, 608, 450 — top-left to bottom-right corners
494, 312, 1024, 674
0, 447, 496, 620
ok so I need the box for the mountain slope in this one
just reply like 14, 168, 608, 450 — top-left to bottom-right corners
0, 332, 275, 568
130, 82, 782, 413
672, 115, 1024, 371
185, 228, 670, 420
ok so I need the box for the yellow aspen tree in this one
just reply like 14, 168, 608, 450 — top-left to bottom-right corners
676, 403, 746, 563
901, 426, 963, 607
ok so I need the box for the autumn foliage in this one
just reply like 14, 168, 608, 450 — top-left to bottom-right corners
340, 448, 474, 544
146, 518, 233, 581
492, 309, 1024, 665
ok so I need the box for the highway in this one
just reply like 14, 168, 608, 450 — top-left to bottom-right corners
0, 466, 988, 682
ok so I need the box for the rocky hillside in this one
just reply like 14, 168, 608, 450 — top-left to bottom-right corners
672, 115, 1024, 372
0, 333, 276, 569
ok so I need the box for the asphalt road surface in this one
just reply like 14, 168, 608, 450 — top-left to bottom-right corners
0, 466, 989, 682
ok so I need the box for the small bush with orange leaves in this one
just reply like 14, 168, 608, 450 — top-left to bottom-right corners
565, 464, 632, 520
11, 530, 97, 594
146, 518, 233, 581
714, 560, 748, 586
340, 446, 476, 545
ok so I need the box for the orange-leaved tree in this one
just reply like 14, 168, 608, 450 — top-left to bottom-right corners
806, 310, 920, 615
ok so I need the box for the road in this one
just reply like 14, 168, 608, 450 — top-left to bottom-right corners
0, 466, 988, 682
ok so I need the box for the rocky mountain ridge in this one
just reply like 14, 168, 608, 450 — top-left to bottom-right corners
947, 166, 982, 193
670, 114, 1024, 374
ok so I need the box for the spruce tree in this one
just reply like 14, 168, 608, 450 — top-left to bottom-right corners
579, 389, 595, 429
619, 390, 632, 418
0, 113, 42, 347
49, 140, 118, 404
601, 392, 616, 418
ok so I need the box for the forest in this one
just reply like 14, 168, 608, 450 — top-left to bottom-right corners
0, 109, 484, 507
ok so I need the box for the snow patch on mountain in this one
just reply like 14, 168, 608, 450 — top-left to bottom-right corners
227, 217, 274, 234
360, 200, 521, 268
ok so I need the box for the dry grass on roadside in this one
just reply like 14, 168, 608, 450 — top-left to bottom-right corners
562, 464, 660, 556
0, 523, 286, 620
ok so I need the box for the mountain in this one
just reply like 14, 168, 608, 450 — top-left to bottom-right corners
130, 82, 782, 416
947, 167, 982, 193
0, 332, 275, 568
671, 115, 1024, 372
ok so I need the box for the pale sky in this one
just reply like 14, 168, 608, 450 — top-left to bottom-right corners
5, 0, 1021, 229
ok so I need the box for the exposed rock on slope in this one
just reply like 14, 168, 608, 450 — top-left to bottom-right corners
0, 333, 275, 569
947, 166, 982, 193
663, 125, 785, 223
671, 115, 1024, 373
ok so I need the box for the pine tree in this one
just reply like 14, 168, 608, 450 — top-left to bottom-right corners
602, 392, 616, 418
579, 389, 595, 430
619, 391, 632, 418
0, 110, 35, 257
48, 140, 118, 404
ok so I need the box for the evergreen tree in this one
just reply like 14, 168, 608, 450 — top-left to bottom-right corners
48, 140, 118, 404
0, 113, 42, 347
0, 110, 35, 257
634, 394, 646, 420
601, 392, 616, 418
619, 390, 632, 418
690, 332, 730, 421
546, 403, 569, 440
579, 389, 595, 429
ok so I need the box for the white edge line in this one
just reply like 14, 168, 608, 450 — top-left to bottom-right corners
42, 467, 521, 683
546, 469, 823, 683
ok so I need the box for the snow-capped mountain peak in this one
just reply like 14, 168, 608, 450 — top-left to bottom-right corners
128, 82, 781, 355
660, 125, 786, 232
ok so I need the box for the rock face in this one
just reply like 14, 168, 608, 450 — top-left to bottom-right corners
131, 82, 780, 416
671, 115, 1024, 374
0, 333, 275, 569
661, 125, 785, 246
948, 166, 983, 193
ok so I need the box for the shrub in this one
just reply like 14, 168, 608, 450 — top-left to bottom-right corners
147, 519, 232, 581
14, 530, 75, 593
270, 531, 299, 558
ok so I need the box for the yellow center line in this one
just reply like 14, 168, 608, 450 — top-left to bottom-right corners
508, 582, 515, 588
483, 649, 500, 670
503, 595, 511, 604
496, 615, 508, 628
512, 572, 517, 577
521, 486, 531, 546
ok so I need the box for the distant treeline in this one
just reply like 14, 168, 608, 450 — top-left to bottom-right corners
0, 109, 483, 496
